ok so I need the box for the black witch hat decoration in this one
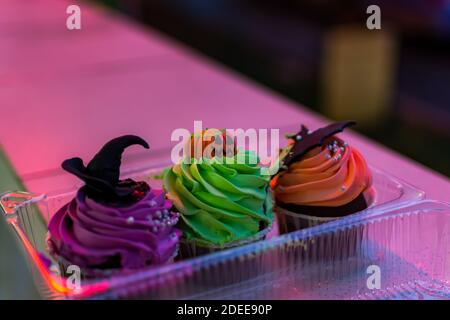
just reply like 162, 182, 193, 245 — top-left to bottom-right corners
280, 121, 355, 170
62, 135, 150, 203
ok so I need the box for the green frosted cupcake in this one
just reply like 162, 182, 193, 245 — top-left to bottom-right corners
163, 151, 273, 257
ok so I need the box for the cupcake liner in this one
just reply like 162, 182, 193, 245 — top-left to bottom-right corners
276, 207, 338, 233
52, 251, 179, 285
178, 221, 274, 259
53, 252, 178, 283
274, 209, 363, 261
47, 233, 179, 281
275, 187, 375, 234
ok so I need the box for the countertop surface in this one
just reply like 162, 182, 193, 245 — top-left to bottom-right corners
0, 0, 449, 299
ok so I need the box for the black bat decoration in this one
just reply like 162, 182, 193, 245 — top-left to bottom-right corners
281, 121, 355, 169
62, 135, 149, 203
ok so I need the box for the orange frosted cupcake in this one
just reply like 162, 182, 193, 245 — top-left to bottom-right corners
271, 121, 373, 232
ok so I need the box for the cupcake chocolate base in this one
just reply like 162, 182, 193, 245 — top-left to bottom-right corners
278, 193, 369, 218
276, 192, 370, 234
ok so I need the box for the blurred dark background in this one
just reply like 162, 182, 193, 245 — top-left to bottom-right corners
94, 0, 450, 177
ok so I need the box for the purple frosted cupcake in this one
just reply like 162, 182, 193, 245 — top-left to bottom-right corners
47, 135, 181, 277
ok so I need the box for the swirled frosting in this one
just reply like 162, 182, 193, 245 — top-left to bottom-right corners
48, 187, 181, 270
272, 138, 372, 207
163, 152, 273, 246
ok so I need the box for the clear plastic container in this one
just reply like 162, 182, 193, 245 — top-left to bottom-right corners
3, 167, 446, 300
275, 165, 424, 232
